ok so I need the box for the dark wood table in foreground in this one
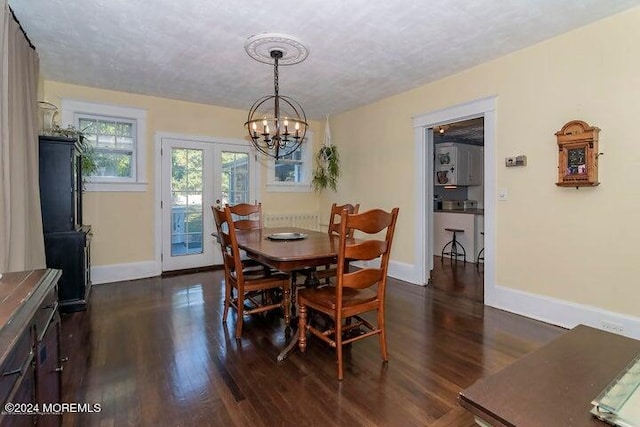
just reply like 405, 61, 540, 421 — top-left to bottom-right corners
459, 324, 640, 427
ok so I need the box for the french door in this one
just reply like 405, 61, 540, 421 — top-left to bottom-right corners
161, 137, 257, 272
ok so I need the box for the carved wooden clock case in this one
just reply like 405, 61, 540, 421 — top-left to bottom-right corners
555, 120, 600, 188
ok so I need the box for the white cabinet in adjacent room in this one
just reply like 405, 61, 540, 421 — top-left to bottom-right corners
435, 143, 483, 186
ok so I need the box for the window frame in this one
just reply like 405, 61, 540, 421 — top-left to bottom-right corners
61, 99, 148, 192
266, 131, 313, 192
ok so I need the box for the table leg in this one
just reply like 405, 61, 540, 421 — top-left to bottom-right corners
278, 270, 320, 362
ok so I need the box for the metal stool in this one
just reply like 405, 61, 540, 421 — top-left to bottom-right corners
476, 231, 484, 268
441, 228, 466, 263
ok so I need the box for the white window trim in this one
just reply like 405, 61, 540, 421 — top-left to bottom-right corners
61, 99, 148, 192
265, 131, 313, 193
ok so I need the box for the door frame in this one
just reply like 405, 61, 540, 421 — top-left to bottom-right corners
412, 97, 496, 302
153, 132, 260, 274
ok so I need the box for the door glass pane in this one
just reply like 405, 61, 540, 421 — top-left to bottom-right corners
220, 151, 250, 205
171, 148, 203, 256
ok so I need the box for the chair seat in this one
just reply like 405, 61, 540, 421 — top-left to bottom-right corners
298, 286, 377, 311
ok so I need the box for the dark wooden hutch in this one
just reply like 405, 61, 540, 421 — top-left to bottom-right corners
38, 136, 92, 312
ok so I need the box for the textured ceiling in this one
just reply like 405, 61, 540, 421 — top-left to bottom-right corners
9, 0, 640, 120
435, 118, 485, 145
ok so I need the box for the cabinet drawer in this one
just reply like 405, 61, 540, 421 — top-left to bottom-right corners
1, 360, 35, 427
33, 286, 57, 343
0, 327, 32, 405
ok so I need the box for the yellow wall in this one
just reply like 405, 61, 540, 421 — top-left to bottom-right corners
43, 82, 322, 266
329, 7, 640, 318
42, 7, 640, 320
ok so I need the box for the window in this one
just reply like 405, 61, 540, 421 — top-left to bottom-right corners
266, 132, 313, 192
79, 116, 135, 180
61, 100, 147, 192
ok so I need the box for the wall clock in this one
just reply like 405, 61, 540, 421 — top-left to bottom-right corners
555, 120, 600, 188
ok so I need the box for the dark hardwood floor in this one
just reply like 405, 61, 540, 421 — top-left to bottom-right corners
60, 258, 564, 426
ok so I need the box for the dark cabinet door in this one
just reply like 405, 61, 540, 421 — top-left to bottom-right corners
39, 136, 81, 233
44, 230, 91, 312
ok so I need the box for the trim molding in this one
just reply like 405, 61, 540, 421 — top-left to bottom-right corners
387, 260, 420, 285
487, 283, 640, 340
352, 260, 421, 286
91, 261, 159, 285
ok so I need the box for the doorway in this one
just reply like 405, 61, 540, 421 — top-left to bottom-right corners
159, 135, 258, 272
412, 96, 496, 304
432, 118, 485, 302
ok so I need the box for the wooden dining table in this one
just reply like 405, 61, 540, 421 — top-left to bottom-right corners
233, 226, 340, 360
233, 227, 339, 273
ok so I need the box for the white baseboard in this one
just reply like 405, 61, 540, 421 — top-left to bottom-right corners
351, 260, 420, 285
91, 260, 159, 285
486, 284, 640, 340
387, 260, 419, 285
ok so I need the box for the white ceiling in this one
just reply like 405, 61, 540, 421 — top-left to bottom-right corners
9, 0, 640, 120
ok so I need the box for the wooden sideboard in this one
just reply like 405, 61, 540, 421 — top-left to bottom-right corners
459, 325, 640, 427
0, 269, 63, 427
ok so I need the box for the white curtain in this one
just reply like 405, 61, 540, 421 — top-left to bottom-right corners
0, 1, 45, 273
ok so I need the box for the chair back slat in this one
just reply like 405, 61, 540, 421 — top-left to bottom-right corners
346, 209, 395, 235
328, 203, 359, 237
344, 240, 387, 261
342, 268, 384, 290
226, 202, 262, 230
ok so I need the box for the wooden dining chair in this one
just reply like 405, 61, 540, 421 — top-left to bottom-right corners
224, 202, 277, 273
315, 203, 360, 284
297, 207, 399, 379
212, 206, 291, 339
213, 203, 263, 271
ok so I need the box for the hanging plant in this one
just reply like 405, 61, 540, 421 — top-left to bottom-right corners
312, 145, 340, 192
312, 115, 341, 192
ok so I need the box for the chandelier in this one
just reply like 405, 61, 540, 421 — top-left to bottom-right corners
244, 34, 309, 159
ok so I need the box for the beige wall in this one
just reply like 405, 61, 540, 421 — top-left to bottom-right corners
329, 7, 640, 318
43, 82, 322, 266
